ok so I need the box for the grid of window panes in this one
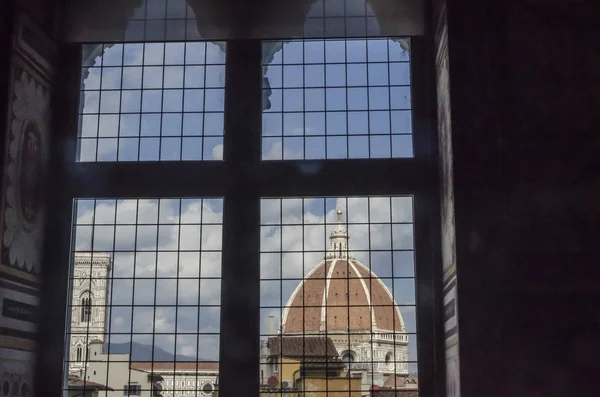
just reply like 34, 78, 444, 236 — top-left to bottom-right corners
302, 0, 386, 38
259, 197, 418, 395
124, 0, 206, 42
65, 198, 222, 397
261, 39, 412, 160
78, 42, 226, 162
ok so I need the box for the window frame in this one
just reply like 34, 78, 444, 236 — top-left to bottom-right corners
41, 38, 442, 397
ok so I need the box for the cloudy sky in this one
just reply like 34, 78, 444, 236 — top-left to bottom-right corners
79, 41, 225, 161
73, 196, 417, 370
79, 36, 411, 161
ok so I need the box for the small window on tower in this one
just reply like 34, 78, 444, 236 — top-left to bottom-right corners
81, 297, 92, 322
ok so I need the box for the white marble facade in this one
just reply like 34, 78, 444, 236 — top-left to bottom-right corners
68, 253, 111, 377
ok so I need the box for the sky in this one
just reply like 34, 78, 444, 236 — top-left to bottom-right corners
79, 36, 412, 161
72, 196, 418, 372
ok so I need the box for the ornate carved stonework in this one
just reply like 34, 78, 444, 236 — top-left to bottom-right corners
0, 13, 55, 396
0, 351, 34, 397
1, 66, 50, 276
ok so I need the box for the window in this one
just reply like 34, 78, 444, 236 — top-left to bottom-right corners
57, 10, 436, 397
202, 382, 214, 395
78, 42, 226, 162
81, 296, 92, 322
260, 196, 417, 394
123, 383, 141, 396
385, 351, 393, 369
262, 39, 412, 160
342, 351, 355, 363
66, 198, 222, 391
76, 346, 82, 361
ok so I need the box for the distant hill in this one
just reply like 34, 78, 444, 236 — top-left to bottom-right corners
107, 342, 201, 362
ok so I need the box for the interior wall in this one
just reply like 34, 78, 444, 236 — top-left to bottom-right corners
15, 0, 54, 32
440, 0, 600, 395
0, 2, 57, 396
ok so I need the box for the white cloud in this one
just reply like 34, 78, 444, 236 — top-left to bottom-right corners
262, 139, 304, 160
79, 42, 226, 161
74, 181, 415, 361
211, 144, 223, 160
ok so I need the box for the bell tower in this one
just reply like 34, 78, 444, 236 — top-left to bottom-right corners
68, 253, 111, 376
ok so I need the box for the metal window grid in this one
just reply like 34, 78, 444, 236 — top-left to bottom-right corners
64, 198, 222, 397
78, 41, 226, 162
259, 196, 418, 395
262, 38, 412, 160
40, 34, 441, 397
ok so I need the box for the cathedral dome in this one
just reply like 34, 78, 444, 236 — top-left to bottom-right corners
281, 210, 405, 334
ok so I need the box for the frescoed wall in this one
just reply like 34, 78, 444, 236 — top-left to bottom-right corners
0, 12, 55, 397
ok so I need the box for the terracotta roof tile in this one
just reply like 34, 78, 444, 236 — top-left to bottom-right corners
283, 259, 405, 333
268, 336, 345, 370
268, 336, 340, 359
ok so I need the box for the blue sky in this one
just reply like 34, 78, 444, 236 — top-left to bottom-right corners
79, 37, 412, 161
79, 41, 225, 161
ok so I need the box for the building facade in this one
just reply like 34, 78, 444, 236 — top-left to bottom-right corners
69, 253, 111, 378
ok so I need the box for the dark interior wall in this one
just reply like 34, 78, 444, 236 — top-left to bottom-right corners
0, 4, 14, 160
0, 2, 58, 397
14, 0, 57, 35
443, 0, 599, 395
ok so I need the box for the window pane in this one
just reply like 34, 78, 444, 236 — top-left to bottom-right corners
65, 198, 222, 396
262, 38, 413, 160
78, 42, 226, 162
260, 196, 418, 395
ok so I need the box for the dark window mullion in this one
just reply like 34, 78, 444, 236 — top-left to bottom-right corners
256, 158, 434, 197
219, 40, 262, 397
38, 44, 84, 397
68, 162, 228, 198
408, 37, 434, 161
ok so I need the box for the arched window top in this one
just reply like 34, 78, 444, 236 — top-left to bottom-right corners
341, 350, 355, 363
65, 0, 424, 43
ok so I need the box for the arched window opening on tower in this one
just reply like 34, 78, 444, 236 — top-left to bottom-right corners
76, 346, 82, 362
81, 296, 92, 322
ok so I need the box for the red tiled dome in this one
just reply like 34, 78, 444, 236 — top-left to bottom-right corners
281, 259, 405, 334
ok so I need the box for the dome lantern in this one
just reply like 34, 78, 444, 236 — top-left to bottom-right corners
327, 208, 355, 260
